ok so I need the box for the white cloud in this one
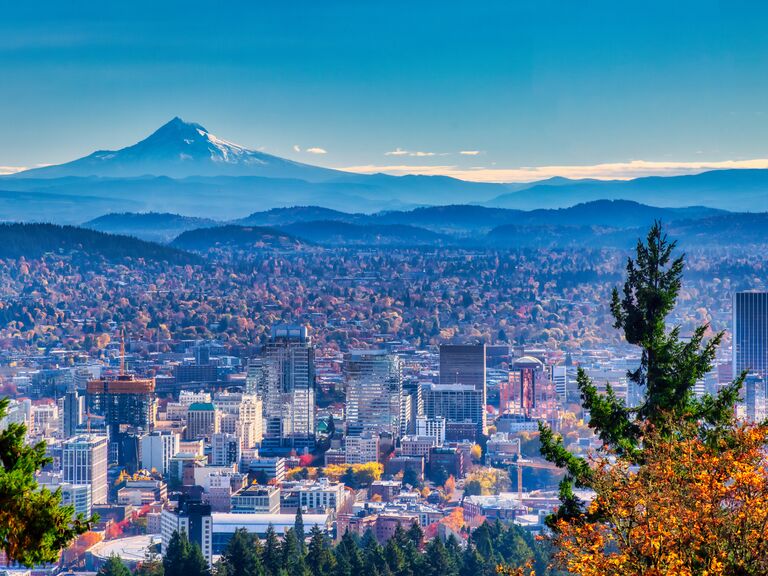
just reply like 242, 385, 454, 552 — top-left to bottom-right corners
385, 148, 436, 157
337, 158, 768, 183
306, 147, 327, 155
293, 145, 301, 153
460, 150, 481, 156
385, 148, 409, 156
0, 166, 26, 175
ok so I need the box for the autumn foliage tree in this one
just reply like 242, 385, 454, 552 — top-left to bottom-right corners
536, 223, 753, 574
553, 420, 768, 575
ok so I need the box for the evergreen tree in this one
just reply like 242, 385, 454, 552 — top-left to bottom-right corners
459, 545, 485, 576
163, 531, 210, 576
294, 507, 306, 554
163, 531, 190, 576
405, 523, 423, 548
221, 528, 264, 576
262, 524, 282, 576
0, 397, 94, 565
383, 537, 406, 576
307, 525, 335, 576
281, 528, 301, 566
185, 539, 211, 576
423, 538, 457, 576
539, 223, 744, 527
99, 555, 132, 576
362, 534, 387, 575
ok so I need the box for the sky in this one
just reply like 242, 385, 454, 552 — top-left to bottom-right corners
3, 0, 768, 181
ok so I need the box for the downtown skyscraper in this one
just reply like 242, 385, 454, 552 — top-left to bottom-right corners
263, 325, 316, 450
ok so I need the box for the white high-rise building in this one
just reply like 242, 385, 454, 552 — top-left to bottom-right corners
62, 435, 108, 505
344, 350, 403, 437
141, 430, 180, 476
416, 416, 446, 446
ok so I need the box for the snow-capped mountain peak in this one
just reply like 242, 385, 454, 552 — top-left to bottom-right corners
13, 117, 339, 181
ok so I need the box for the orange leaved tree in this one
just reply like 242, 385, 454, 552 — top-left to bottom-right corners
552, 420, 768, 575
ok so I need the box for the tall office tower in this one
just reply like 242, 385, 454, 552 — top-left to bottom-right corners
733, 292, 768, 379
509, 356, 546, 413
141, 430, 180, 476
62, 434, 109, 505
551, 365, 568, 403
439, 344, 487, 431
344, 350, 403, 437
213, 391, 263, 444
245, 358, 267, 396
185, 402, 220, 440
211, 432, 240, 466
264, 325, 316, 449
420, 382, 484, 442
87, 373, 156, 468
62, 382, 85, 438
401, 379, 422, 436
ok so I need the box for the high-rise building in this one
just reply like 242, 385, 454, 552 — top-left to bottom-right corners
161, 497, 213, 565
733, 291, 768, 379
245, 358, 266, 396
185, 403, 220, 440
213, 391, 263, 446
141, 430, 180, 476
264, 325, 315, 449
344, 350, 403, 437
420, 382, 484, 441
439, 344, 486, 431
62, 434, 109, 505
86, 374, 156, 468
211, 433, 240, 467
62, 382, 85, 439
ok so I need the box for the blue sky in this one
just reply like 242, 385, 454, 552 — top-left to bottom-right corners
3, 0, 768, 181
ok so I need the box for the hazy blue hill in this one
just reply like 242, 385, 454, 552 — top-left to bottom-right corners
0, 223, 198, 262
85, 212, 220, 242
172, 225, 304, 251
489, 169, 768, 211
235, 206, 358, 226
487, 211, 768, 249
277, 220, 451, 246
665, 213, 768, 245
515, 200, 726, 228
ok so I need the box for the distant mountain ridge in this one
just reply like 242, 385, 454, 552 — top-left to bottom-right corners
3, 117, 768, 218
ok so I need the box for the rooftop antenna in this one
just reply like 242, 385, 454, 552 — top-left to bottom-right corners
120, 328, 126, 376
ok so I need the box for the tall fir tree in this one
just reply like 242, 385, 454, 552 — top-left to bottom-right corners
163, 530, 210, 576
262, 524, 282, 576
307, 525, 335, 576
0, 397, 94, 565
539, 223, 744, 527
221, 528, 264, 576
294, 507, 305, 554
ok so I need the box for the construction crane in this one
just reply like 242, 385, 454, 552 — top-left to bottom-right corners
514, 458, 562, 499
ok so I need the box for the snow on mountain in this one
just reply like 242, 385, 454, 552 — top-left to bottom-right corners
12, 117, 342, 181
